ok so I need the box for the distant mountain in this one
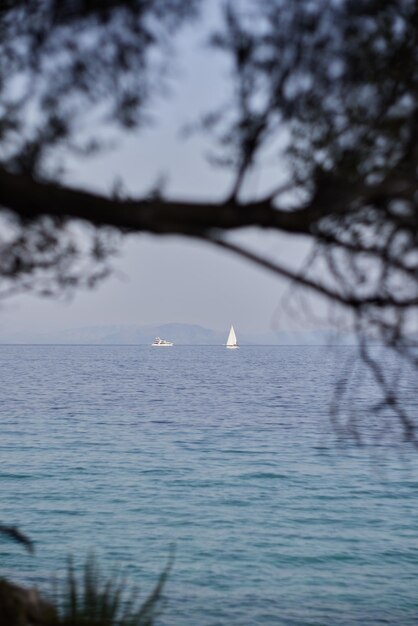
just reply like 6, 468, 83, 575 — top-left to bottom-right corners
0, 323, 356, 345
0, 323, 222, 345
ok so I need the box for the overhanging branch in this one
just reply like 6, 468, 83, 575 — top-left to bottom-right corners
208, 237, 418, 310
3, 167, 418, 310
0, 167, 316, 237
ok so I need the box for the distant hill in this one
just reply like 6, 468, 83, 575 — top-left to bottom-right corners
0, 323, 221, 345
0, 323, 356, 345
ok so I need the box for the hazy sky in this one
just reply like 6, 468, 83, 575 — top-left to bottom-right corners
0, 3, 318, 339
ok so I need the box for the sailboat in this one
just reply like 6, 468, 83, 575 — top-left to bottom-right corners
225, 325, 239, 349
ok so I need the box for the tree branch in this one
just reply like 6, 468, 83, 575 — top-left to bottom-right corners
208, 237, 418, 310
0, 167, 317, 235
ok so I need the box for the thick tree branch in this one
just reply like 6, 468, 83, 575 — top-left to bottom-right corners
0, 168, 316, 236
2, 167, 418, 310
1, 167, 416, 243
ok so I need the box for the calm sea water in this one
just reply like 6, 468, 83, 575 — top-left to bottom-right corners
1, 345, 418, 625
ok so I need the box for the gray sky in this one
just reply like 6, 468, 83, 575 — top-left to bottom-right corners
0, 3, 319, 339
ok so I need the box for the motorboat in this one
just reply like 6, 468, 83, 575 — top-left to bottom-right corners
151, 337, 174, 347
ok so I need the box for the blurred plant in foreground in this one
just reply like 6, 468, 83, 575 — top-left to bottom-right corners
0, 526, 171, 626
55, 556, 170, 626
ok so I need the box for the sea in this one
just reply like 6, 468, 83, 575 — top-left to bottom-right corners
1, 344, 418, 625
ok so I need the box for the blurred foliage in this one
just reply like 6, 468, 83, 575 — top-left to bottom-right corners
55, 556, 170, 626
0, 547, 169, 626
0, 524, 34, 553
0, 527, 171, 625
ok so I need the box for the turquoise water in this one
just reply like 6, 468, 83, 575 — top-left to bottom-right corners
1, 345, 418, 625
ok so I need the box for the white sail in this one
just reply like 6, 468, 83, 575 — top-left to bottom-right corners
226, 325, 238, 348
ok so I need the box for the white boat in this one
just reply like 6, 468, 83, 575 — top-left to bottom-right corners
151, 337, 174, 347
225, 325, 239, 349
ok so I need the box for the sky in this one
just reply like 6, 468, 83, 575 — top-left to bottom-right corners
0, 2, 319, 340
